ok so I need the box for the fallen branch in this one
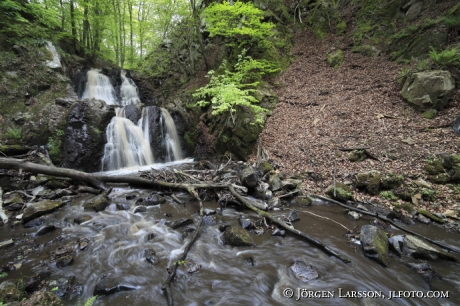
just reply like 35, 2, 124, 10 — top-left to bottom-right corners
228, 186, 351, 263
162, 187, 203, 306
313, 195, 460, 254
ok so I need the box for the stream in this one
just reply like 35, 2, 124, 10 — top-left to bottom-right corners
0, 173, 459, 305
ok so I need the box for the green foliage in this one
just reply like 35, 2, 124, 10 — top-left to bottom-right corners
193, 50, 279, 126
6, 127, 22, 140
380, 191, 398, 201
84, 296, 98, 306
48, 129, 64, 161
429, 46, 460, 68
444, 15, 460, 28
0, 272, 7, 278
202, 1, 275, 48
336, 20, 347, 36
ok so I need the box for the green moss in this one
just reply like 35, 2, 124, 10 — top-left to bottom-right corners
258, 161, 273, 175
402, 203, 415, 213
417, 209, 446, 224
380, 191, 398, 201
184, 131, 197, 148
381, 173, 404, 189
336, 20, 347, 36
348, 150, 366, 162
325, 183, 353, 202
424, 160, 444, 175
326, 49, 344, 68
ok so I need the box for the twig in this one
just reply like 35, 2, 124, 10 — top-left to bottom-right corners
228, 186, 351, 263
301, 210, 350, 231
161, 187, 203, 306
313, 195, 460, 255
171, 194, 184, 205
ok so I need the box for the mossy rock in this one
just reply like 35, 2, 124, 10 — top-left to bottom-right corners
360, 225, 389, 267
424, 160, 444, 175
417, 209, 446, 224
223, 226, 255, 247
0, 145, 29, 155
427, 173, 450, 184
326, 49, 344, 68
83, 192, 110, 212
348, 150, 366, 162
325, 183, 353, 202
353, 171, 382, 195
20, 290, 64, 306
381, 173, 404, 189
351, 45, 380, 57
258, 161, 274, 175
403, 203, 415, 214
0, 280, 27, 303
291, 196, 313, 207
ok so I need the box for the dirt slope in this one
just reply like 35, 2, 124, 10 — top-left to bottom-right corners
251, 29, 460, 211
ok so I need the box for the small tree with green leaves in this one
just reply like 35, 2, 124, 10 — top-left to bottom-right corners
193, 50, 279, 126
202, 1, 275, 48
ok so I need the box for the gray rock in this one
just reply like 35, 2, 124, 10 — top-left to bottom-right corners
204, 209, 216, 215
290, 261, 318, 282
22, 200, 65, 223
453, 116, 460, 135
401, 71, 455, 111
417, 214, 431, 224
388, 235, 405, 256
222, 226, 255, 247
239, 218, 254, 230
268, 174, 282, 191
74, 215, 92, 224
93, 274, 137, 296
36, 225, 57, 236
170, 218, 194, 229
56, 255, 73, 268
404, 235, 458, 261
348, 211, 361, 220
360, 225, 389, 266
271, 228, 285, 237
83, 191, 110, 212
133, 206, 147, 213
405, 1, 422, 20
145, 249, 158, 265
288, 210, 300, 222
240, 166, 259, 188
282, 179, 301, 190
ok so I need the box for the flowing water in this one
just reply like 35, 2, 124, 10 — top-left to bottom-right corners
80, 69, 184, 170
0, 188, 459, 305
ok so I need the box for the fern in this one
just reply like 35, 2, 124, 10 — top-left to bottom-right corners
429, 46, 460, 68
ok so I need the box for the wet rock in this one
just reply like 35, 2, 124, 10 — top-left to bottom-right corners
272, 228, 285, 237
94, 274, 137, 296
291, 196, 312, 207
239, 166, 259, 188
170, 218, 194, 229
258, 161, 273, 175
140, 194, 166, 206
222, 226, 255, 247
0, 239, 14, 249
83, 191, 110, 212
3, 192, 24, 206
401, 70, 455, 111
0, 280, 27, 303
404, 235, 458, 262
239, 218, 254, 230
116, 203, 131, 211
325, 183, 353, 201
79, 239, 88, 251
360, 225, 389, 267
25, 271, 52, 293
268, 173, 282, 191
281, 179, 301, 190
288, 210, 300, 222
55, 189, 73, 197
45, 276, 75, 298
253, 182, 272, 200
290, 261, 319, 282
218, 224, 231, 232
416, 214, 431, 224
36, 225, 57, 236
388, 235, 405, 256
19, 290, 64, 306
406, 260, 442, 283
347, 211, 361, 220
55, 255, 73, 268
417, 210, 446, 224
145, 249, 159, 265
36, 189, 57, 199
186, 261, 201, 273
245, 257, 255, 266
164, 213, 172, 218
203, 215, 220, 225
123, 105, 141, 124
133, 206, 147, 213
46, 179, 69, 189
74, 215, 92, 224
5, 202, 23, 211
126, 195, 137, 200
24, 215, 53, 228
62, 98, 115, 172
22, 200, 66, 223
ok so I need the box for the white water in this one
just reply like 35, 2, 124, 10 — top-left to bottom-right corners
160, 108, 183, 162
101, 108, 154, 171
120, 70, 141, 105
81, 69, 117, 105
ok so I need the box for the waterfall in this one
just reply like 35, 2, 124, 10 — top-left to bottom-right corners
81, 69, 117, 105
120, 70, 141, 106
80, 69, 184, 171
101, 108, 154, 171
161, 108, 183, 162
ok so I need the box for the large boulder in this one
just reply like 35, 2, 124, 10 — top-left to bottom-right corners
83, 190, 110, 212
222, 226, 255, 247
401, 71, 455, 111
62, 98, 114, 172
240, 166, 259, 188
360, 225, 389, 267
404, 235, 458, 262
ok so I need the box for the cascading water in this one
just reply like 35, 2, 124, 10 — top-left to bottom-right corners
81, 69, 117, 105
80, 69, 184, 170
101, 108, 154, 171
160, 108, 183, 162
120, 70, 141, 105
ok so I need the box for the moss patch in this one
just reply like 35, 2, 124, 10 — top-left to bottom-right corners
417, 209, 446, 224
326, 49, 344, 68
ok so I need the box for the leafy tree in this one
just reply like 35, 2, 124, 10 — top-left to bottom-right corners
193, 50, 280, 126
202, 1, 275, 48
